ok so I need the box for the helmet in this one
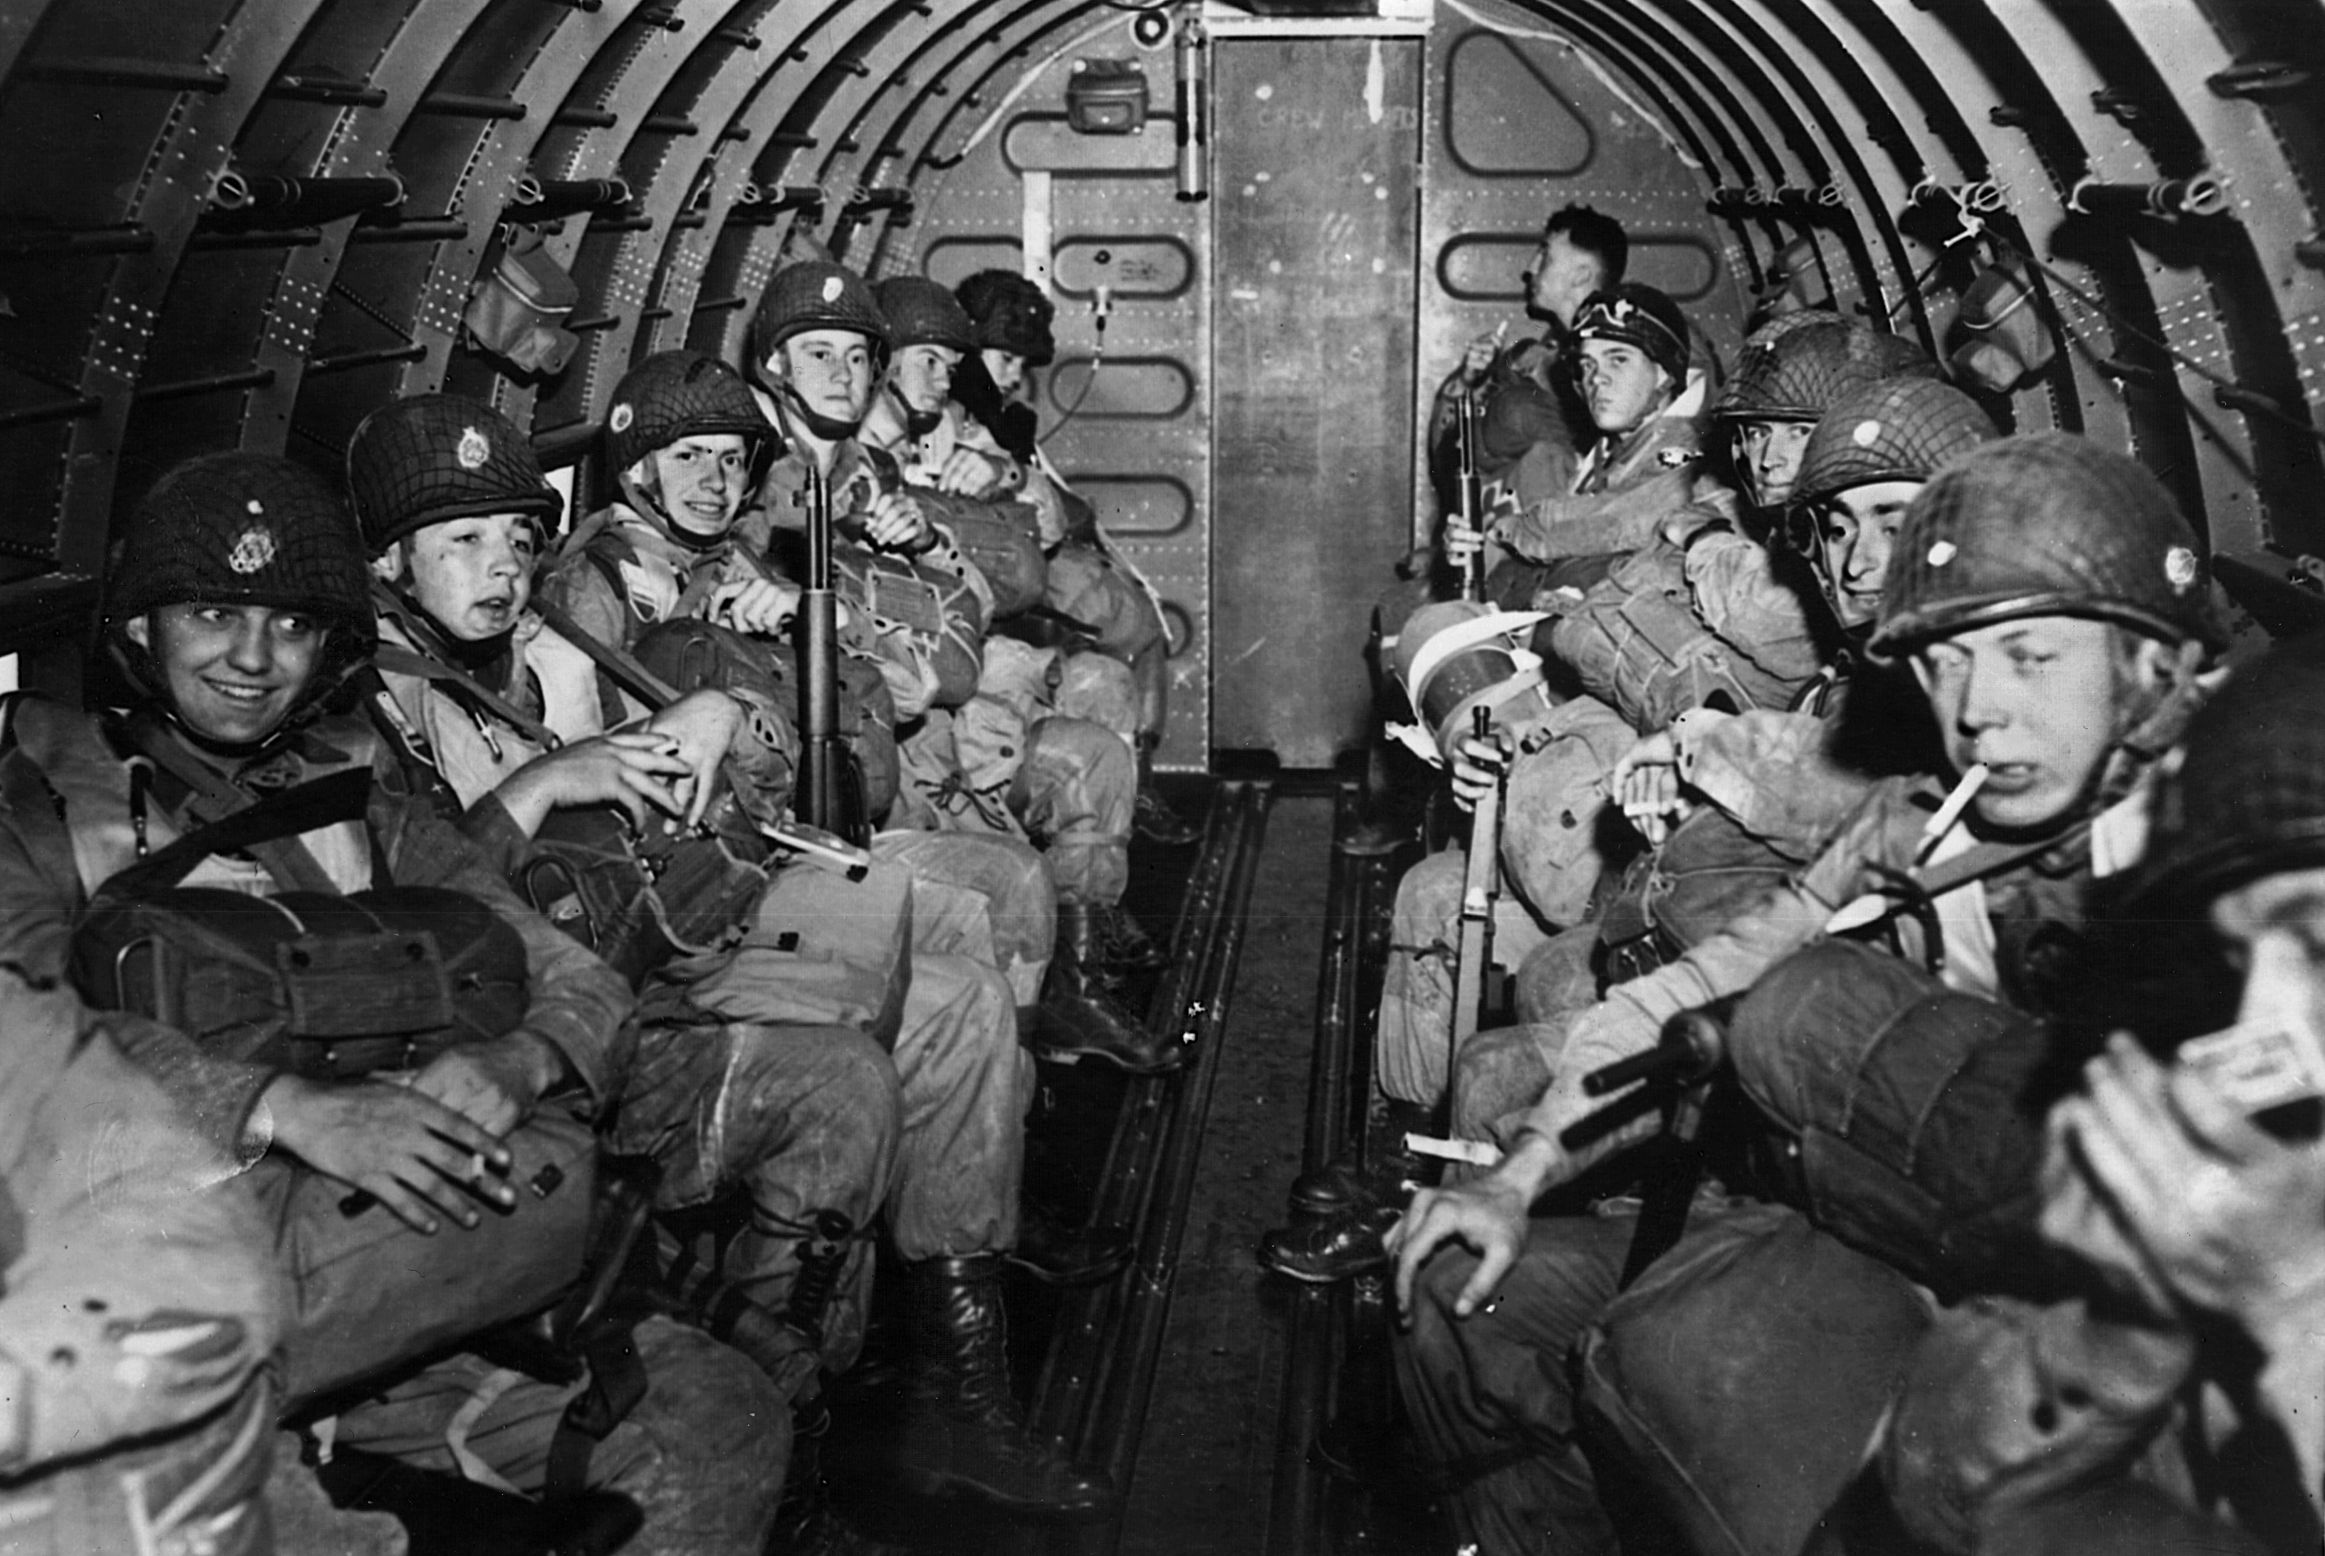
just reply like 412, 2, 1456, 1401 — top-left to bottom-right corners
954, 270, 1057, 366
875, 276, 976, 356
1869, 433, 2225, 657
108, 453, 372, 639
1714, 318, 1936, 424
1569, 283, 1690, 383
749, 261, 891, 374
105, 453, 377, 704
604, 350, 769, 477
1793, 376, 1997, 509
1388, 600, 1552, 764
347, 394, 561, 555
2129, 631, 2325, 910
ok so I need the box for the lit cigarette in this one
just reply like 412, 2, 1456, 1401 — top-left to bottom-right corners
1403, 1132, 1502, 1167
1915, 762, 1989, 864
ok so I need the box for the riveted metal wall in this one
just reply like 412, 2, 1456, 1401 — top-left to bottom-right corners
909, 10, 1214, 770
7, 0, 2325, 705
1414, 0, 1746, 540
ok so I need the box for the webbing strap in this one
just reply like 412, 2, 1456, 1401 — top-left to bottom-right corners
106, 712, 352, 896
372, 642, 562, 752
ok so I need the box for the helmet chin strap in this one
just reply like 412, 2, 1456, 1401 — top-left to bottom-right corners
2053, 635, 2208, 834
384, 581, 515, 669
775, 376, 865, 445
887, 384, 943, 440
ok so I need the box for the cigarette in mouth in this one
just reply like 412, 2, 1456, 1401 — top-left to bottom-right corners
1916, 762, 1990, 863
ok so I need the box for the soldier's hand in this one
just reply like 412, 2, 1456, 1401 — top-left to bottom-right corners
862, 489, 932, 553
2038, 1101, 2176, 1318
263, 1075, 515, 1234
649, 689, 745, 827
1612, 731, 1694, 845
1458, 321, 1507, 386
706, 576, 802, 638
497, 732, 691, 836
1447, 731, 1509, 813
2051, 1034, 2325, 1330
935, 448, 1005, 498
410, 1034, 562, 1141
1442, 513, 1487, 565
1385, 1173, 1533, 1321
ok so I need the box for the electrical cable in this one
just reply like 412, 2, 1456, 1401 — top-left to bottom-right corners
1039, 313, 1106, 443
1990, 233, 2325, 449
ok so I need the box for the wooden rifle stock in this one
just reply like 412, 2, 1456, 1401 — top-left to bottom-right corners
1450, 705, 1504, 1056
1455, 389, 1485, 603
797, 464, 847, 835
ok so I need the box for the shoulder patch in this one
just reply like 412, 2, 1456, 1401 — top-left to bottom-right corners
1656, 447, 1692, 469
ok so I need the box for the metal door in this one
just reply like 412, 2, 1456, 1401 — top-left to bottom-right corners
1209, 33, 1423, 769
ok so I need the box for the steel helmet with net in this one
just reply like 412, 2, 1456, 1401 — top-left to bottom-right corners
347, 394, 562, 555
1869, 432, 2225, 658
603, 350, 770, 477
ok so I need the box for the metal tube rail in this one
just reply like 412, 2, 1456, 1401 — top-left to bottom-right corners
1026, 783, 1254, 1459
1265, 778, 1367, 1556
1084, 783, 1273, 1550
1301, 780, 1364, 1179
210, 171, 405, 226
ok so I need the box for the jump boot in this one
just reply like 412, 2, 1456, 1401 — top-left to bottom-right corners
1087, 901, 1167, 977
1030, 904, 1185, 1074
1258, 1100, 1437, 1283
894, 1254, 1118, 1520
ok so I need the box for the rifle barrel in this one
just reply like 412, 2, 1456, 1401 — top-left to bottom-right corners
797, 467, 844, 832
1456, 389, 1485, 603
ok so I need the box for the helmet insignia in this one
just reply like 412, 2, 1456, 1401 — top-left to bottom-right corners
822, 276, 845, 303
609, 402, 634, 434
228, 526, 277, 574
456, 424, 491, 472
2164, 545, 2199, 592
1851, 419, 1882, 447
1926, 540, 1958, 568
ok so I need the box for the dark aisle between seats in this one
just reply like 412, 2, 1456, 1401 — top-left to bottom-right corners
1116, 782, 1332, 1554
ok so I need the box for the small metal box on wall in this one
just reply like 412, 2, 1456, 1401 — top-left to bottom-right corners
1066, 58, 1151, 135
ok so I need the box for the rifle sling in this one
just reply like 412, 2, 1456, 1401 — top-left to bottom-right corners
372, 643, 564, 754
1906, 816, 2095, 902
531, 598, 683, 712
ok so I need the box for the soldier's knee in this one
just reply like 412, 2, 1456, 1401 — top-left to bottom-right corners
735, 1023, 903, 1142
1054, 652, 1140, 739
1393, 848, 1468, 933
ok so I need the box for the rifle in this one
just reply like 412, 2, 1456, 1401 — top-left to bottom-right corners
797, 463, 849, 837
526, 596, 873, 878
1454, 387, 1485, 603
1450, 706, 1506, 1060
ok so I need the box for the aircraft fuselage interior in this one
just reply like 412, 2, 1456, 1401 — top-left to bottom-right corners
6, 0, 2325, 1551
